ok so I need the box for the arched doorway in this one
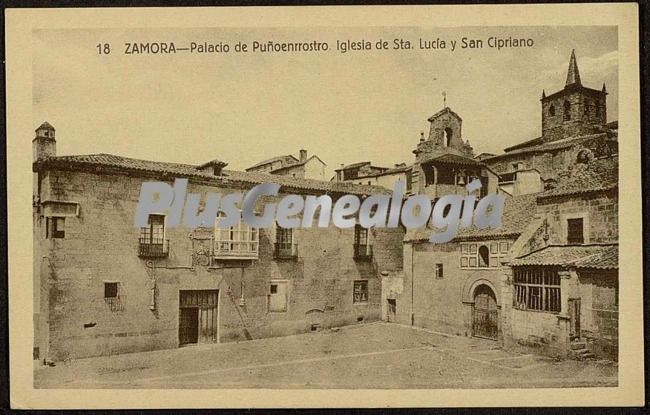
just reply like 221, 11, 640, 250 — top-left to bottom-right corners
472, 284, 498, 340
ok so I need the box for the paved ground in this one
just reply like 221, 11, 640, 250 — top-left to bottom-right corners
35, 322, 617, 389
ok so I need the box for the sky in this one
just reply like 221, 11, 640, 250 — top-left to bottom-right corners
33, 26, 617, 178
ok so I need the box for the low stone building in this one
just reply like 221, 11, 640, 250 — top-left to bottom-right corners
502, 155, 618, 360
32, 124, 403, 362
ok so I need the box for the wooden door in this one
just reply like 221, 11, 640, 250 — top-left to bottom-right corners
179, 290, 218, 345
268, 281, 288, 312
179, 307, 199, 345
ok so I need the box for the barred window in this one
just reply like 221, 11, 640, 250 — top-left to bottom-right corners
460, 241, 509, 269
353, 280, 368, 304
513, 267, 561, 312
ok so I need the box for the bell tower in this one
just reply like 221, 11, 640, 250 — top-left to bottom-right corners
540, 50, 607, 141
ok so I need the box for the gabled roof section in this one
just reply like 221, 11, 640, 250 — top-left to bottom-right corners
269, 155, 327, 173
33, 153, 390, 196
539, 156, 618, 199
427, 106, 462, 122
246, 154, 299, 171
198, 158, 228, 168
335, 161, 373, 171
36, 121, 55, 131
511, 243, 618, 270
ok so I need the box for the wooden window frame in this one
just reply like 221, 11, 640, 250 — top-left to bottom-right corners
460, 241, 509, 269
353, 280, 369, 304
513, 267, 561, 313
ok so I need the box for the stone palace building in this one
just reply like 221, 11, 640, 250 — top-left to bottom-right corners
33, 50, 618, 363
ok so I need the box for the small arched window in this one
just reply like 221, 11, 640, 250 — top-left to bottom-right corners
478, 245, 490, 267
549, 105, 555, 116
563, 101, 571, 121
444, 128, 453, 147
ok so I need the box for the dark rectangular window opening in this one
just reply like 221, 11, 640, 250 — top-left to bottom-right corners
46, 217, 65, 239
104, 282, 119, 299
435, 263, 444, 279
567, 218, 584, 244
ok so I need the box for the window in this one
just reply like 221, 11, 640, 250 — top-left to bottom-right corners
46, 217, 65, 239
478, 245, 490, 267
353, 280, 368, 304
104, 282, 119, 298
549, 104, 556, 116
513, 267, 561, 312
353, 225, 372, 259
435, 263, 444, 279
567, 218, 584, 244
268, 280, 288, 312
139, 214, 168, 257
104, 282, 123, 312
405, 170, 413, 192
214, 213, 259, 258
275, 225, 297, 258
460, 241, 509, 268
563, 101, 571, 121
444, 128, 453, 146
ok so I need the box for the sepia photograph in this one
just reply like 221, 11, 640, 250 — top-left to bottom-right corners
5, 4, 643, 409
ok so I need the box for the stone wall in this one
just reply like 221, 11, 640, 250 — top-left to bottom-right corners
397, 240, 511, 339
36, 168, 403, 360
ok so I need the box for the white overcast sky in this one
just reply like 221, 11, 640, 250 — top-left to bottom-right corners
33, 26, 617, 177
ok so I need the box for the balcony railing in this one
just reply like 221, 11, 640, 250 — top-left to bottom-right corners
274, 242, 298, 259
353, 244, 373, 260
213, 240, 259, 260
138, 238, 169, 258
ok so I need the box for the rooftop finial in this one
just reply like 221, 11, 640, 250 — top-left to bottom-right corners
602, 82, 607, 93
442, 91, 447, 108
542, 89, 546, 99
565, 49, 582, 87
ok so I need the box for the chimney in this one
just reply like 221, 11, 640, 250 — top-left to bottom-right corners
33, 122, 56, 162
299, 149, 308, 163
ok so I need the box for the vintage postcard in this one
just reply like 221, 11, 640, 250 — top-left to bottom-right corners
5, 4, 643, 409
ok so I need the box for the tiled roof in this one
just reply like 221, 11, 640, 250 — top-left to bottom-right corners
34, 153, 390, 195
246, 154, 298, 170
486, 132, 609, 160
511, 244, 618, 269
422, 153, 484, 167
539, 156, 618, 199
335, 161, 372, 171
270, 155, 327, 173
404, 193, 538, 242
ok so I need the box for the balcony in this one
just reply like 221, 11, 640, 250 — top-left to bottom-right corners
353, 244, 373, 260
274, 242, 298, 259
213, 240, 259, 260
138, 238, 169, 258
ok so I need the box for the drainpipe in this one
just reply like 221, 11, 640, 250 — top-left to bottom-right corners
410, 241, 415, 326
